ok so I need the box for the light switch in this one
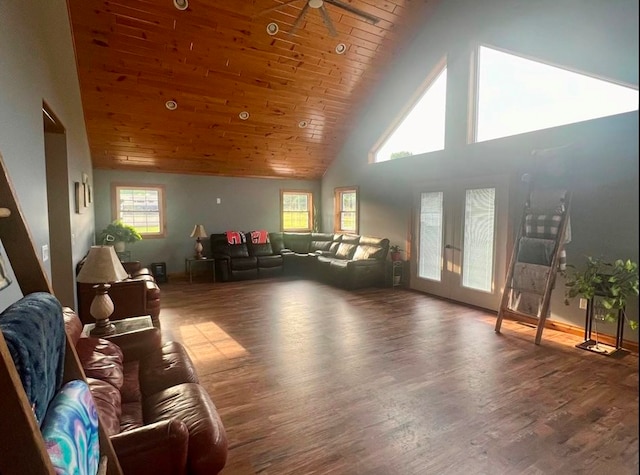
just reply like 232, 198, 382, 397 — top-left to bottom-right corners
42, 244, 49, 262
216, 198, 221, 204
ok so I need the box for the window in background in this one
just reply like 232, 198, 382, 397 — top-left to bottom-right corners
112, 184, 166, 237
334, 187, 359, 233
475, 46, 639, 142
281, 190, 313, 231
372, 60, 447, 162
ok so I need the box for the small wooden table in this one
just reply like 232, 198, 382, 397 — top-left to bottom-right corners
83, 315, 153, 338
185, 257, 216, 283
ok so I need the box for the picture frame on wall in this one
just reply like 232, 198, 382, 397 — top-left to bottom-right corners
74, 181, 84, 214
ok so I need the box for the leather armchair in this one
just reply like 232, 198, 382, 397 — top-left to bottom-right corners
76, 259, 161, 328
63, 308, 228, 475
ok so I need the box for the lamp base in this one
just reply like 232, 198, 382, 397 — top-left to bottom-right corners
90, 319, 116, 337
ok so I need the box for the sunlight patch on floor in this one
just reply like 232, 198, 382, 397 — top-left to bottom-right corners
178, 321, 248, 363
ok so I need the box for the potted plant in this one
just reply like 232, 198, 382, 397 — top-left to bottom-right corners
389, 245, 403, 262
564, 256, 638, 331
99, 220, 142, 252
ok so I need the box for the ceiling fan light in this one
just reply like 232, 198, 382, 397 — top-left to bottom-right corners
308, 0, 323, 8
266, 22, 279, 35
173, 0, 188, 11
239, 111, 250, 120
335, 43, 346, 54
165, 100, 178, 110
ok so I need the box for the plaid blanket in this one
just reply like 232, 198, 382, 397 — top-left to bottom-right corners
524, 214, 569, 271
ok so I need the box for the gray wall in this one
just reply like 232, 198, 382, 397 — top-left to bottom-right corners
0, 0, 94, 310
93, 170, 320, 274
321, 0, 639, 339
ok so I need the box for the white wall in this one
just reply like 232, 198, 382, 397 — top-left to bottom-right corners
93, 169, 320, 274
0, 0, 94, 310
321, 0, 639, 339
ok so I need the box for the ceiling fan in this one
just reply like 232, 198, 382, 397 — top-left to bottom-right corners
257, 0, 380, 37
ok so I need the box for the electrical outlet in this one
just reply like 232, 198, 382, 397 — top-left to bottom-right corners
579, 298, 588, 310
42, 244, 49, 262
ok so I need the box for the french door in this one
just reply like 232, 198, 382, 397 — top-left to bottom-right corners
410, 176, 508, 311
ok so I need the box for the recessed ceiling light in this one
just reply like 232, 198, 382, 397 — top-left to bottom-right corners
309, 0, 323, 8
239, 111, 250, 120
335, 43, 346, 54
298, 120, 308, 128
165, 100, 178, 110
266, 23, 279, 35
173, 0, 188, 10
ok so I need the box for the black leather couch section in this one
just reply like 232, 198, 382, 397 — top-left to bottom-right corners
210, 232, 389, 289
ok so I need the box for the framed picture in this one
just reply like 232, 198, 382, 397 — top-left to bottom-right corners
83, 182, 90, 208
87, 184, 93, 204
74, 181, 84, 214
0, 249, 11, 291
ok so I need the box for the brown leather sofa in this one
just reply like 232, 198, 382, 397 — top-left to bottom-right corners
76, 260, 161, 328
63, 307, 228, 475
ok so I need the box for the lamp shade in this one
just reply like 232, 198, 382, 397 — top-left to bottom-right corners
77, 246, 129, 284
190, 224, 208, 239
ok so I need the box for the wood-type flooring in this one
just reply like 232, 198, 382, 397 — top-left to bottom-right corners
159, 277, 639, 475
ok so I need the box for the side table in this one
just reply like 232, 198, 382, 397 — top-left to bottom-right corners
185, 257, 216, 283
82, 315, 153, 338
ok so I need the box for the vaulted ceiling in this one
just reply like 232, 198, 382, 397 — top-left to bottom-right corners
67, 0, 436, 180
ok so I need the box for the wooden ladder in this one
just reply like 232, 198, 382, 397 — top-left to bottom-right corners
495, 186, 572, 345
0, 152, 122, 474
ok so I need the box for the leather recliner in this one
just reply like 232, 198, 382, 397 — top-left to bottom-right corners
63, 307, 228, 475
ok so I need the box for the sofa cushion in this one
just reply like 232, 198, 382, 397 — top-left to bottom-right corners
228, 243, 249, 258
283, 233, 311, 253
335, 243, 357, 260
120, 402, 144, 433
122, 361, 142, 403
139, 342, 199, 397
340, 234, 361, 245
143, 383, 228, 475
248, 242, 274, 257
257, 255, 283, 268
76, 337, 124, 390
87, 377, 122, 437
230, 256, 258, 271
353, 245, 386, 261
269, 233, 285, 253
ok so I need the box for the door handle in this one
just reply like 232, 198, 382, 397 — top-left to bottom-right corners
444, 244, 461, 251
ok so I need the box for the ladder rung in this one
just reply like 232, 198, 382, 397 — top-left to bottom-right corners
505, 286, 546, 296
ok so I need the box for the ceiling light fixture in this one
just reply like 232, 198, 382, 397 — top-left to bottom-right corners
239, 111, 250, 120
266, 22, 279, 35
173, 0, 188, 10
298, 120, 308, 128
165, 100, 178, 110
335, 43, 346, 54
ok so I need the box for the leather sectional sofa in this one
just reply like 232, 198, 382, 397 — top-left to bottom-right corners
210, 232, 390, 289
63, 307, 227, 474
76, 260, 161, 328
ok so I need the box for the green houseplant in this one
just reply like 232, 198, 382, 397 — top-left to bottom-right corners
99, 220, 142, 250
564, 256, 638, 330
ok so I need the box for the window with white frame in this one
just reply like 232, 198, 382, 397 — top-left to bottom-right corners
281, 190, 313, 232
334, 187, 358, 233
474, 46, 639, 142
372, 61, 447, 162
112, 184, 166, 237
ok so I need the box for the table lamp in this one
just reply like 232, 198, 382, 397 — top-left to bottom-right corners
190, 224, 208, 259
76, 245, 129, 336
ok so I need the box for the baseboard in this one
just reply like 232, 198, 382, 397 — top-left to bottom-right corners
502, 309, 639, 354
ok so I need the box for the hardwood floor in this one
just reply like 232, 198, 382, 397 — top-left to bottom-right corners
159, 277, 639, 475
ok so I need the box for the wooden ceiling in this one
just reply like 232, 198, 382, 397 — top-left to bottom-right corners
67, 0, 436, 180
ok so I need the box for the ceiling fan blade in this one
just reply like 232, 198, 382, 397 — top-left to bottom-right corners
255, 0, 303, 18
289, 2, 310, 35
324, 0, 380, 24
319, 5, 338, 37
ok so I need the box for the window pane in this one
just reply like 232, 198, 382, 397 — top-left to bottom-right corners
342, 192, 356, 211
340, 212, 356, 232
418, 192, 443, 281
282, 191, 312, 230
116, 186, 163, 236
476, 46, 639, 142
375, 67, 447, 162
462, 188, 495, 292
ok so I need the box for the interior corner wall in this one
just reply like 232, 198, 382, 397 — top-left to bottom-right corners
93, 169, 321, 274
0, 0, 94, 311
321, 0, 639, 340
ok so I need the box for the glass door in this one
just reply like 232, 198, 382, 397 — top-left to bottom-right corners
411, 176, 508, 311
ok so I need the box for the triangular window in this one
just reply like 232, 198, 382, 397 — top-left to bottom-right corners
373, 63, 447, 162
475, 46, 639, 142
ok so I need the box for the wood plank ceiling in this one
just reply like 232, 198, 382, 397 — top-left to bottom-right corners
67, 0, 436, 180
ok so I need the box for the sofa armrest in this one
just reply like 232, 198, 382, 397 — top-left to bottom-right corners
106, 327, 163, 362
111, 419, 189, 475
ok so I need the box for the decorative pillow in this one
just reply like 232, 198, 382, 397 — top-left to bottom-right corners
42, 380, 100, 475
353, 245, 385, 261
335, 243, 357, 260
75, 338, 124, 390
